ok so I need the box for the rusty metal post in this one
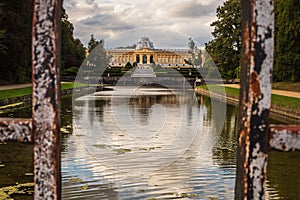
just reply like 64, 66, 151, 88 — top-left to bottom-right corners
32, 0, 61, 199
235, 0, 274, 199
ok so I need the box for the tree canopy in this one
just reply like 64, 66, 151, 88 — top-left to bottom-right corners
61, 8, 86, 70
206, 0, 300, 82
81, 37, 110, 73
187, 38, 202, 67
205, 0, 241, 81
88, 34, 101, 53
0, 0, 33, 83
274, 0, 300, 82
0, 2, 86, 83
0, 3, 6, 56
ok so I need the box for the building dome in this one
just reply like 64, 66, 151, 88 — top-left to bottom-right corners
136, 37, 154, 50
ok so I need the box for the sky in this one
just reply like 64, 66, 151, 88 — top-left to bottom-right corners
63, 0, 225, 49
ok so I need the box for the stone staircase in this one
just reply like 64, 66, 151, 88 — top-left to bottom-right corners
131, 64, 156, 78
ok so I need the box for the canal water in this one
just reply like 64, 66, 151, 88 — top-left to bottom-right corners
0, 86, 299, 199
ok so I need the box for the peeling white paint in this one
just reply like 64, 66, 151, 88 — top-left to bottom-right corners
249, 143, 268, 199
270, 129, 300, 151
0, 120, 32, 142
255, 0, 274, 116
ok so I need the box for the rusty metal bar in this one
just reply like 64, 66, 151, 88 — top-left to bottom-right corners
32, 0, 61, 199
235, 0, 274, 199
269, 125, 300, 151
0, 119, 32, 142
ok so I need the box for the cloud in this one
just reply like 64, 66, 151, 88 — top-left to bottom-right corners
169, 1, 218, 18
80, 13, 134, 30
63, 0, 224, 47
104, 27, 191, 49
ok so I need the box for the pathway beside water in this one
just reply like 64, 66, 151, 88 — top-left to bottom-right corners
0, 83, 31, 90
224, 84, 300, 98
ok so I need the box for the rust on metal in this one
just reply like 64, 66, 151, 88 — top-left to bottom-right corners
235, 0, 274, 199
32, 0, 61, 199
250, 72, 261, 98
0, 119, 32, 142
269, 125, 300, 151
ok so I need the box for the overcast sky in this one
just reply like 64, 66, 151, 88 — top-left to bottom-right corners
63, 0, 224, 49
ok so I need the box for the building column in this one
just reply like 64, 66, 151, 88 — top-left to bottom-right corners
147, 54, 150, 64
154, 54, 158, 63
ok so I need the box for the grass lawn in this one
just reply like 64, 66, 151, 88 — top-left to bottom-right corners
0, 82, 86, 100
271, 95, 300, 110
196, 84, 300, 110
198, 84, 240, 97
61, 82, 87, 90
0, 87, 32, 100
272, 82, 300, 92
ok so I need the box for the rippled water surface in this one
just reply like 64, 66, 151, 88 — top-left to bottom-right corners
62, 86, 234, 199
0, 86, 299, 199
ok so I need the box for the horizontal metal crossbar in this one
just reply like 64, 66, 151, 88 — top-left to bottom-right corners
0, 119, 32, 142
269, 125, 300, 151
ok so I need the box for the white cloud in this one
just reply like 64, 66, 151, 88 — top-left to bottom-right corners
63, 0, 224, 48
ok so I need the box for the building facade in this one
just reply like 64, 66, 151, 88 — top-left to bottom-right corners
107, 37, 194, 67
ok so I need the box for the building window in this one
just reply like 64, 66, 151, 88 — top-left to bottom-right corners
150, 55, 154, 63
143, 55, 147, 64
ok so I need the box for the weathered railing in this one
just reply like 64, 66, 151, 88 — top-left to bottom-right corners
0, 0, 61, 199
0, 0, 299, 199
235, 0, 300, 199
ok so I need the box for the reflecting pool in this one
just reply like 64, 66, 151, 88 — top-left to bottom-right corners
0, 86, 299, 199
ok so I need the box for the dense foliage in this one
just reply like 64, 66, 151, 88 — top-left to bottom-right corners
0, 2, 86, 83
206, 0, 300, 82
274, 0, 300, 82
88, 34, 101, 53
80, 36, 110, 75
187, 38, 202, 67
61, 8, 86, 70
122, 62, 133, 71
0, 0, 33, 83
205, 0, 241, 81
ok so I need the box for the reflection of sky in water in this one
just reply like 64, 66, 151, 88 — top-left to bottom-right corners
62, 86, 236, 199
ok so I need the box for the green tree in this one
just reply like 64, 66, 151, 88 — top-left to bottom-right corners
0, 3, 6, 56
61, 8, 86, 70
195, 49, 202, 66
0, 0, 33, 83
88, 34, 101, 53
187, 38, 202, 67
274, 0, 300, 82
188, 37, 196, 52
122, 62, 133, 71
0, 2, 86, 82
0, 29, 5, 55
203, 50, 219, 79
205, 0, 241, 81
81, 39, 110, 71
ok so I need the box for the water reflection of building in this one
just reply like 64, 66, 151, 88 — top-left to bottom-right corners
130, 94, 179, 108
69, 88, 241, 199
107, 37, 194, 67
